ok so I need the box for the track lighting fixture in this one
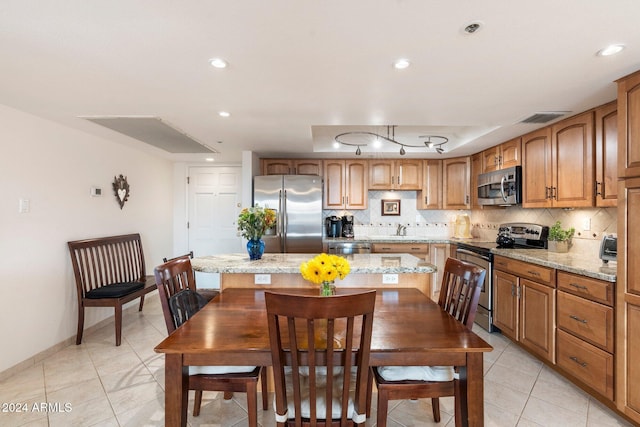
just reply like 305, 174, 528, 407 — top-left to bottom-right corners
334, 126, 448, 155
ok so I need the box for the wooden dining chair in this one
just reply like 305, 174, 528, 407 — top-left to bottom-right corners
371, 257, 486, 427
160, 251, 219, 302
265, 290, 376, 427
154, 259, 268, 423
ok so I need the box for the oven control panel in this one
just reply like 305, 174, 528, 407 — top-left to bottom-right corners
498, 223, 549, 241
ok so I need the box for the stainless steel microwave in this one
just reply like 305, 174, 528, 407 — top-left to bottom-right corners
477, 166, 522, 206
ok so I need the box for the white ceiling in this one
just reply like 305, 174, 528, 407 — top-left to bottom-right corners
2, 1, 640, 163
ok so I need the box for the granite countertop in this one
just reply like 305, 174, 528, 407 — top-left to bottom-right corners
324, 235, 616, 282
491, 248, 617, 282
324, 236, 454, 244
191, 253, 436, 274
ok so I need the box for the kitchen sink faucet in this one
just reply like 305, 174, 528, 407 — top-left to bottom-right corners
396, 224, 407, 236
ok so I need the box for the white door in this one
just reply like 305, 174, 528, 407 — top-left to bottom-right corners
187, 166, 243, 287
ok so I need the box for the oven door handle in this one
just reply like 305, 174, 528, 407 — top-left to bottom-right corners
456, 248, 492, 262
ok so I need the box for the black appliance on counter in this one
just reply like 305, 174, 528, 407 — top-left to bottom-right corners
455, 222, 549, 333
325, 216, 342, 238
341, 215, 354, 238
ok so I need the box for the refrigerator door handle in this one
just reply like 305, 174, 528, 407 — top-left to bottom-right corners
278, 189, 284, 252
282, 189, 288, 252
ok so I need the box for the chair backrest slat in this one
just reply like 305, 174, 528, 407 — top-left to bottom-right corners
154, 258, 198, 334
438, 257, 486, 329
266, 290, 376, 426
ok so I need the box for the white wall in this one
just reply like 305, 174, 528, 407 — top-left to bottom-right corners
0, 105, 173, 374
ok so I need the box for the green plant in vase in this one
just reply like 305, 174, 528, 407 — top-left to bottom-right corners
547, 221, 575, 253
237, 205, 276, 260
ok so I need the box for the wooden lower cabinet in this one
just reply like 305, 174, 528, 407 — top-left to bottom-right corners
493, 256, 555, 363
557, 330, 614, 400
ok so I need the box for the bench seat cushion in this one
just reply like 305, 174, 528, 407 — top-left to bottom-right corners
85, 281, 145, 299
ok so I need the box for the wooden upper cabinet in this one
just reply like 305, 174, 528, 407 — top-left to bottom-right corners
522, 127, 553, 208
552, 111, 595, 208
294, 160, 323, 175
481, 138, 521, 173
262, 159, 294, 175
522, 112, 595, 208
470, 153, 482, 209
323, 160, 367, 210
369, 160, 422, 190
261, 159, 322, 176
617, 70, 640, 178
417, 159, 442, 210
481, 146, 501, 173
595, 101, 618, 207
500, 138, 522, 169
442, 157, 470, 209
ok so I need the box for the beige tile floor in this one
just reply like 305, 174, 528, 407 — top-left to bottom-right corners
0, 295, 634, 427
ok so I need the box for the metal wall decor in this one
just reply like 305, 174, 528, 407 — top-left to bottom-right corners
112, 174, 130, 209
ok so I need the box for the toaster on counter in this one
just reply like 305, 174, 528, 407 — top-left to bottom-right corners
600, 234, 617, 263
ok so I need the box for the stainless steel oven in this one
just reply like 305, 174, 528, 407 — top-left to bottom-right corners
455, 243, 496, 332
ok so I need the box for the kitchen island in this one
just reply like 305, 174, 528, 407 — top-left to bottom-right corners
191, 253, 435, 296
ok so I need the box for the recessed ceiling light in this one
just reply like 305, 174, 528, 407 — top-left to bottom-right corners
218, 111, 231, 118
205, 157, 215, 162
209, 58, 228, 68
596, 44, 625, 57
393, 59, 410, 70
333, 141, 340, 149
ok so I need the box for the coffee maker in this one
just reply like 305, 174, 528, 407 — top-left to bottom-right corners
341, 215, 354, 238
325, 216, 342, 238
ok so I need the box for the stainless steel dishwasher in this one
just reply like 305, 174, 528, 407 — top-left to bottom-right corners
327, 242, 371, 255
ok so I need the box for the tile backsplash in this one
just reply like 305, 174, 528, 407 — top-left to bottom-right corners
323, 191, 617, 253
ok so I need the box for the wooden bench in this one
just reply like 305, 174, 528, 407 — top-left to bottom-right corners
68, 233, 157, 346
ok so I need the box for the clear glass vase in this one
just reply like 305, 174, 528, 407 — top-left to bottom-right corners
320, 281, 336, 296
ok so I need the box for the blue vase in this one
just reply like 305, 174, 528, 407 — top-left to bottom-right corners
246, 238, 265, 260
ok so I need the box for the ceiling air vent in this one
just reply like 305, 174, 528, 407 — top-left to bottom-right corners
81, 116, 217, 154
519, 111, 570, 124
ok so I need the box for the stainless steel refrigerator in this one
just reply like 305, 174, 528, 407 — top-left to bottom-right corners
253, 175, 323, 253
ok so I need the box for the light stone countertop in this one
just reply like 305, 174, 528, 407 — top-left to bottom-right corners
191, 253, 436, 274
325, 236, 616, 282
491, 248, 617, 282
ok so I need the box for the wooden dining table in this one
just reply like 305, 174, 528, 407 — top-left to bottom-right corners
154, 287, 493, 426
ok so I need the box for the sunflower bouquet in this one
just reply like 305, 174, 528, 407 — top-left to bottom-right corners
300, 253, 351, 296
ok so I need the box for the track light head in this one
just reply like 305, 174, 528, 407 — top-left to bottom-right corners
356, 146, 361, 156
400, 146, 406, 155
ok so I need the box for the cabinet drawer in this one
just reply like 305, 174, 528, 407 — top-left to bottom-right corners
493, 256, 555, 287
557, 330, 614, 400
557, 271, 614, 306
557, 291, 614, 352
372, 243, 429, 256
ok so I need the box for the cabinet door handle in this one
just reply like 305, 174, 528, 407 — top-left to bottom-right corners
527, 270, 540, 277
569, 282, 588, 291
397, 175, 401, 185
595, 181, 602, 197
569, 356, 588, 368
545, 186, 550, 199
425, 195, 429, 204
391, 176, 394, 184
569, 314, 588, 324
465, 195, 470, 204
552, 186, 557, 200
